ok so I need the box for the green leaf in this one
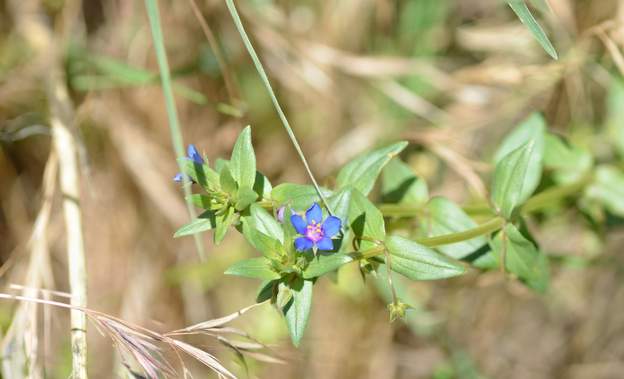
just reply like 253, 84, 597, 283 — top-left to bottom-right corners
491, 224, 549, 292
173, 211, 216, 238
491, 141, 535, 219
326, 188, 353, 252
385, 235, 465, 280
336, 141, 408, 195
219, 165, 238, 194
507, 0, 558, 59
247, 204, 284, 243
185, 194, 213, 209
420, 197, 487, 259
585, 165, 624, 217
230, 126, 257, 189
253, 172, 273, 199
381, 159, 428, 205
543, 133, 592, 184
177, 158, 219, 190
241, 210, 283, 258
271, 184, 333, 210
282, 279, 313, 347
494, 113, 545, 202
348, 189, 386, 250
303, 253, 355, 279
214, 207, 236, 244
606, 78, 624, 158
225, 257, 280, 280
256, 280, 277, 303
235, 186, 259, 211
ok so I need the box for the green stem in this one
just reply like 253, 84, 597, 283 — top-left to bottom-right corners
224, 0, 333, 215
415, 217, 505, 247
145, 0, 206, 260
521, 172, 593, 214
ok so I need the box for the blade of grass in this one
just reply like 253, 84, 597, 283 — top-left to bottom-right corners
145, 0, 206, 260
507, 0, 558, 60
224, 0, 333, 214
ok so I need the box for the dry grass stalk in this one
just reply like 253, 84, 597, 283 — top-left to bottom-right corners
0, 291, 279, 379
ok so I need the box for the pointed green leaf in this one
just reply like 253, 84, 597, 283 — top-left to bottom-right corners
420, 197, 487, 259
381, 159, 428, 205
282, 279, 313, 347
214, 207, 236, 244
253, 172, 273, 199
386, 235, 465, 281
219, 165, 238, 194
337, 141, 408, 195
585, 165, 624, 217
225, 257, 280, 280
235, 186, 259, 211
247, 204, 284, 243
348, 189, 386, 250
491, 141, 535, 219
303, 253, 355, 279
543, 133, 592, 184
271, 184, 333, 210
185, 194, 213, 210
507, 0, 558, 59
230, 126, 256, 189
491, 224, 549, 292
174, 211, 216, 238
494, 113, 545, 202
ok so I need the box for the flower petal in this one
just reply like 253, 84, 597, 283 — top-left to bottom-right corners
305, 203, 322, 224
276, 206, 286, 223
290, 214, 307, 234
294, 237, 314, 251
316, 237, 334, 251
173, 173, 184, 182
187, 144, 204, 164
321, 216, 342, 237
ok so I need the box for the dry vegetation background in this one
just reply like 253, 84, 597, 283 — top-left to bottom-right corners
2, 0, 624, 378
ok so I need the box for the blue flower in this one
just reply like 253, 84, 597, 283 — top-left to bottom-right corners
290, 203, 341, 252
174, 144, 204, 182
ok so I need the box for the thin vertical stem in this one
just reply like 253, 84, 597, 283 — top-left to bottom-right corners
145, 0, 206, 260
224, 0, 333, 214
52, 110, 88, 379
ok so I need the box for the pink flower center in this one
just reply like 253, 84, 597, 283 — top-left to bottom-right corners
305, 221, 324, 243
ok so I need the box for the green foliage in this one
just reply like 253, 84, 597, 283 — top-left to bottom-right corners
543, 133, 592, 184
230, 126, 257, 189
336, 142, 408, 195
271, 184, 333, 210
494, 113, 545, 202
491, 141, 535, 219
347, 189, 386, 250
174, 211, 216, 237
282, 279, 313, 347
385, 235, 465, 281
606, 78, 624, 158
172, 122, 606, 348
381, 158, 428, 205
507, 0, 558, 59
490, 224, 549, 292
303, 253, 355, 279
225, 257, 281, 280
420, 197, 487, 259
586, 166, 624, 217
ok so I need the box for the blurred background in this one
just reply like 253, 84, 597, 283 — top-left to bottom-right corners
1, 0, 624, 378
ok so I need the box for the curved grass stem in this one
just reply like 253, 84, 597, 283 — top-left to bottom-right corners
224, 0, 333, 215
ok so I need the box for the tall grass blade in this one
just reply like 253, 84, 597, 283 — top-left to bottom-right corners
507, 0, 558, 60
144, 0, 206, 260
224, 0, 333, 213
